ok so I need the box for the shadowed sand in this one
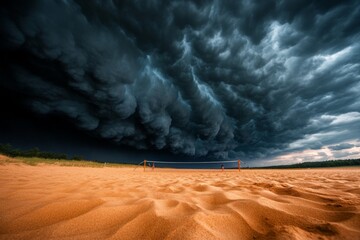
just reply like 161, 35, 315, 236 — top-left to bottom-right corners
0, 158, 359, 239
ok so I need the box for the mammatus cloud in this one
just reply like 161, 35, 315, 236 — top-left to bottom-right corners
0, 0, 359, 161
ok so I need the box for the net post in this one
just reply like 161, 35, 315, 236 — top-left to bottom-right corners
238, 160, 241, 172
152, 162, 155, 171
144, 160, 147, 172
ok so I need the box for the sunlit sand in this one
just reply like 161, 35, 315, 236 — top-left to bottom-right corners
0, 158, 359, 239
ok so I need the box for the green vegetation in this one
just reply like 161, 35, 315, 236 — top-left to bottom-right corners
0, 144, 71, 159
258, 159, 360, 169
0, 143, 132, 167
1, 156, 130, 167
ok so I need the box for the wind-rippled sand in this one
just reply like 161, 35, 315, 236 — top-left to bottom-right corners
0, 161, 359, 239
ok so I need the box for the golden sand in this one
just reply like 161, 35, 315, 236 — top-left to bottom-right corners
0, 158, 359, 239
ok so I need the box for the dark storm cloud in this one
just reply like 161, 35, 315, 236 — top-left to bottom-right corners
328, 143, 355, 151
1, 0, 359, 161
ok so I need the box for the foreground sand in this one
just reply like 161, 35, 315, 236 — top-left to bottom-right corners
0, 161, 359, 240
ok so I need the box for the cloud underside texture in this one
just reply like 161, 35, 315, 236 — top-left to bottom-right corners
1, 0, 359, 160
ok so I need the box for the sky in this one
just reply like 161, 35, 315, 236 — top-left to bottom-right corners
0, 0, 359, 167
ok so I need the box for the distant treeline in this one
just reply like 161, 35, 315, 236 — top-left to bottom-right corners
258, 159, 360, 169
0, 144, 84, 160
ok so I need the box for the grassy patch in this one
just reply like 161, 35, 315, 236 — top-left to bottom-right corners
0, 155, 132, 168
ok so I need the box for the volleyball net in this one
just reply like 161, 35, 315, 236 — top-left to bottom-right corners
134, 159, 246, 171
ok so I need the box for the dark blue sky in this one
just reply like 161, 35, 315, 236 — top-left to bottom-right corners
0, 0, 359, 166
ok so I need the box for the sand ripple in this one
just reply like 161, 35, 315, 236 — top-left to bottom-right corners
0, 162, 359, 239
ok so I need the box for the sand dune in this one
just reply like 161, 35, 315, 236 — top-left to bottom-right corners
0, 158, 359, 239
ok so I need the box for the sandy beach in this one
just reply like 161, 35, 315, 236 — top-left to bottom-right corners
0, 159, 359, 240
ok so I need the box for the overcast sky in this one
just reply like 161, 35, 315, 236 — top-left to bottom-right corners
1, 0, 359, 166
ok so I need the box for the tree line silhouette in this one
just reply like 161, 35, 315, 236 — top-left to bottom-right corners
0, 144, 83, 160
258, 159, 360, 169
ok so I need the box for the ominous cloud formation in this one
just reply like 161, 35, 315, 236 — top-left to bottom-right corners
1, 0, 359, 162
329, 143, 355, 151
